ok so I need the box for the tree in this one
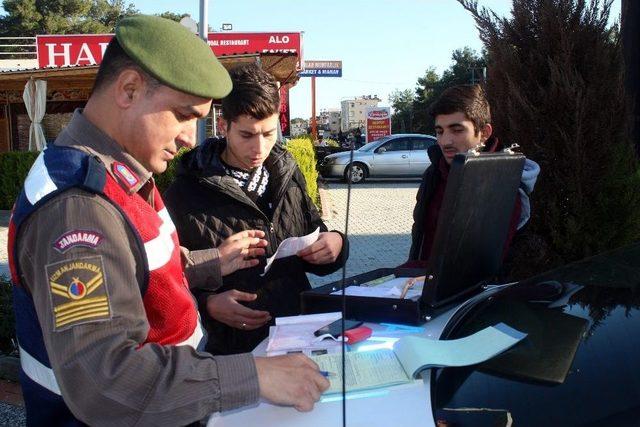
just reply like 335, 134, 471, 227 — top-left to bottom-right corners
156, 11, 190, 23
410, 48, 486, 135
410, 68, 439, 134
621, 0, 640, 157
389, 88, 414, 133
459, 0, 640, 279
0, 0, 138, 36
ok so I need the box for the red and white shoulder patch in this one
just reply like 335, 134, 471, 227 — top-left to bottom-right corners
112, 162, 139, 190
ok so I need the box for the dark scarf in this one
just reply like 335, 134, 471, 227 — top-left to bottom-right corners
221, 160, 272, 214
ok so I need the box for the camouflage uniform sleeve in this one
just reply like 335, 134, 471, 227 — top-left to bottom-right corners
17, 188, 258, 426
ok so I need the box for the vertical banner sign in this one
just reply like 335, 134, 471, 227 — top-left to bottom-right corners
365, 107, 391, 143
279, 86, 290, 137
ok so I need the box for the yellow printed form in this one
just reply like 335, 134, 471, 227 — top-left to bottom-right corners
311, 350, 411, 394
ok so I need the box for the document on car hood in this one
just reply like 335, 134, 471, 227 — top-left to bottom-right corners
261, 227, 320, 276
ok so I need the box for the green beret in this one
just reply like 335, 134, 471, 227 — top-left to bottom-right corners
115, 14, 231, 99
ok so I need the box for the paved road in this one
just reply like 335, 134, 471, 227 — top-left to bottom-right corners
0, 181, 421, 284
307, 180, 420, 287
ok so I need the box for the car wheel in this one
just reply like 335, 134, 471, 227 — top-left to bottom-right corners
344, 162, 367, 184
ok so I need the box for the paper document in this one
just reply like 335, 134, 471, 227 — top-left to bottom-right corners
266, 312, 342, 355
261, 227, 320, 276
311, 323, 526, 395
394, 322, 526, 376
330, 276, 424, 300
313, 348, 412, 394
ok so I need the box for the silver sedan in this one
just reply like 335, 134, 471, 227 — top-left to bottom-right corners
319, 134, 437, 183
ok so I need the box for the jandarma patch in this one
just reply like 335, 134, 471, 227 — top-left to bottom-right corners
112, 162, 139, 189
45, 256, 111, 331
52, 230, 103, 253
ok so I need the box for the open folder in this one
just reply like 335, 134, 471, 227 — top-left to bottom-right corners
311, 323, 526, 394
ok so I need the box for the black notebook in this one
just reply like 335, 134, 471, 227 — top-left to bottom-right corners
455, 299, 588, 384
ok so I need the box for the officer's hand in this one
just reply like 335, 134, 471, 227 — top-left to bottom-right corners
206, 290, 271, 330
297, 231, 343, 265
218, 230, 268, 276
254, 354, 330, 412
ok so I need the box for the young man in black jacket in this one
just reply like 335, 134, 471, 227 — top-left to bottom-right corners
164, 64, 348, 354
404, 84, 539, 268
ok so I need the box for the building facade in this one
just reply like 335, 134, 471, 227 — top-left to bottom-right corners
341, 95, 380, 132
290, 118, 308, 137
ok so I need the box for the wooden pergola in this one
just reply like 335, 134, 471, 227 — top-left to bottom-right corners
0, 52, 299, 153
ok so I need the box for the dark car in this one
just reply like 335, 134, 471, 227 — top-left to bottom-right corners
319, 134, 437, 183
432, 242, 640, 426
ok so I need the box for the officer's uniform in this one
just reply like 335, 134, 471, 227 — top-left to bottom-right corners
8, 15, 259, 426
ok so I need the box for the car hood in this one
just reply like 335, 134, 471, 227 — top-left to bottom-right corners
325, 150, 367, 161
434, 242, 640, 426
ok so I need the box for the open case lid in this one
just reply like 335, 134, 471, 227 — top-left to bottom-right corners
421, 151, 526, 307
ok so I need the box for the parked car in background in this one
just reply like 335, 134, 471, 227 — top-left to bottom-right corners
319, 134, 437, 183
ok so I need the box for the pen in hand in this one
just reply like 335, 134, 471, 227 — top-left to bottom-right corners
320, 370, 337, 378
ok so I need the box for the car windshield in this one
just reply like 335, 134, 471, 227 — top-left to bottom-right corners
358, 137, 392, 151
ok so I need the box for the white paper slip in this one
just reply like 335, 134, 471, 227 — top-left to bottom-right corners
330, 277, 424, 300
261, 227, 320, 276
275, 312, 341, 326
266, 312, 342, 354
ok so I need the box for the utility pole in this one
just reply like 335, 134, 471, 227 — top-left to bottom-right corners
310, 76, 317, 140
622, 0, 640, 157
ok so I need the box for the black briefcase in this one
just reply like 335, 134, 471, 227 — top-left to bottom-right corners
301, 151, 526, 325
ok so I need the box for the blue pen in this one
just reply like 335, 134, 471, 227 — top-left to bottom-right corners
320, 370, 337, 377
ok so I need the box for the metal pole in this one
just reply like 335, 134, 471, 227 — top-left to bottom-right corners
311, 76, 317, 140
197, 0, 209, 144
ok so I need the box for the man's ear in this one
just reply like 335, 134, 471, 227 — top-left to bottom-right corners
219, 117, 229, 136
113, 69, 145, 109
480, 123, 493, 143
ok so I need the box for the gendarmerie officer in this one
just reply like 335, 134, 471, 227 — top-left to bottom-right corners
8, 15, 328, 426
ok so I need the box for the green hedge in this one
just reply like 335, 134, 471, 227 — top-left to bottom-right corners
0, 151, 39, 210
0, 141, 320, 210
284, 137, 319, 208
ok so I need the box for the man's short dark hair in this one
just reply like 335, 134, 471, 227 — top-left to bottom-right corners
92, 37, 161, 94
429, 84, 491, 135
221, 63, 280, 123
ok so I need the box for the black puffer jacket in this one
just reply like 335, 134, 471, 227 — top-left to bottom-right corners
163, 138, 348, 354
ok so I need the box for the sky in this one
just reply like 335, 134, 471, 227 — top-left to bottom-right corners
131, 0, 520, 119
